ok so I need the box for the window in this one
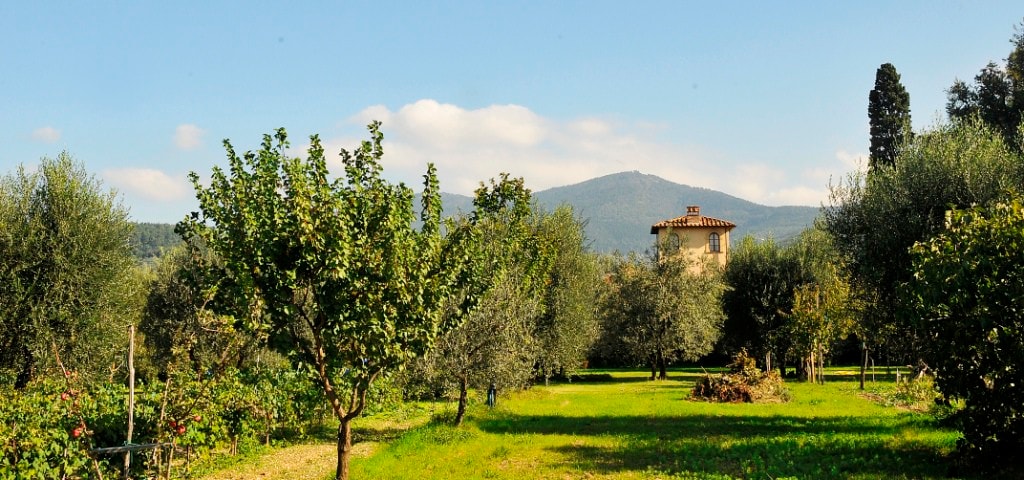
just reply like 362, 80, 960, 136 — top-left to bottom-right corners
668, 233, 681, 252
708, 232, 721, 253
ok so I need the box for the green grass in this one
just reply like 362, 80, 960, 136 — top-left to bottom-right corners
351, 369, 962, 479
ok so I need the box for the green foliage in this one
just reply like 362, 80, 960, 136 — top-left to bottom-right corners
180, 123, 484, 478
881, 376, 941, 412
946, 19, 1024, 149
719, 236, 804, 366
868, 63, 912, 170
131, 222, 181, 262
0, 378, 108, 478
532, 205, 602, 381
0, 154, 137, 388
824, 118, 1024, 362
1, 365, 330, 479
140, 243, 260, 378
600, 253, 726, 378
783, 229, 857, 382
911, 196, 1024, 465
414, 175, 547, 425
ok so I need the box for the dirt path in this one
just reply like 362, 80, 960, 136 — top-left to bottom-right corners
200, 441, 377, 480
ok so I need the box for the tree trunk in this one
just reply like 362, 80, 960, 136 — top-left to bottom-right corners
818, 348, 825, 384
807, 353, 812, 383
860, 345, 869, 390
649, 361, 657, 380
658, 356, 667, 380
335, 419, 352, 480
455, 376, 468, 426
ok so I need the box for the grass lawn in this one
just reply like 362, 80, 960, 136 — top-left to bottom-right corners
351, 369, 960, 480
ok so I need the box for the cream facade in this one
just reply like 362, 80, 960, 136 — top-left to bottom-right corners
650, 206, 736, 271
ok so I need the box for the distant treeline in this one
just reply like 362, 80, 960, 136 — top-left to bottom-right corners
131, 222, 181, 261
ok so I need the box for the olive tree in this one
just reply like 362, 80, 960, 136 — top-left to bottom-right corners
179, 124, 484, 480
532, 205, 601, 384
602, 253, 725, 379
417, 175, 548, 426
141, 243, 261, 378
0, 154, 135, 388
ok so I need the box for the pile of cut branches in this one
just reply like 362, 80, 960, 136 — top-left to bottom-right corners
691, 350, 788, 403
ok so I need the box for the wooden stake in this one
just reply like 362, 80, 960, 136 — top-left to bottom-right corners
125, 324, 136, 478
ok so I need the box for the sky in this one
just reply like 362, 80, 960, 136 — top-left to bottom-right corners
2, 2, 1022, 223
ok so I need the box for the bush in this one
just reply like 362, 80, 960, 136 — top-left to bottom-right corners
882, 375, 940, 411
912, 196, 1024, 465
1, 365, 332, 478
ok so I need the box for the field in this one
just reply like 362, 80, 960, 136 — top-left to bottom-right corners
205, 369, 962, 480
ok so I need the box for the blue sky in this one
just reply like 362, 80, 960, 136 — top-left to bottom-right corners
2, 2, 1022, 223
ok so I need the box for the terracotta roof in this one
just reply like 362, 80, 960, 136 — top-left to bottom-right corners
650, 214, 736, 234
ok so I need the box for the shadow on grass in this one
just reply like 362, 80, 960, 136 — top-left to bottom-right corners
478, 413, 961, 479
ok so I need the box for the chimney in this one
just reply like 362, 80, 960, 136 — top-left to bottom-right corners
686, 205, 700, 217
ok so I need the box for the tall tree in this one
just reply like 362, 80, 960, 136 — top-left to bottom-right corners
947, 20, 1024, 149
0, 154, 135, 388
868, 63, 912, 171
179, 124, 486, 480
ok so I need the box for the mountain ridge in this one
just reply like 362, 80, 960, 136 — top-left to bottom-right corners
444, 171, 821, 254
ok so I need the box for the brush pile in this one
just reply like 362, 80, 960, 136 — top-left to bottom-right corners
691, 350, 788, 403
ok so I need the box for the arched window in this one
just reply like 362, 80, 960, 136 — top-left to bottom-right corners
708, 232, 721, 252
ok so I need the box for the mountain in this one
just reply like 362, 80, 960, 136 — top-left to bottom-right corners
442, 171, 821, 254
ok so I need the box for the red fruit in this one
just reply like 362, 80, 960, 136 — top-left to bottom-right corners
71, 427, 82, 438
60, 391, 70, 401
192, 415, 202, 422
175, 425, 186, 435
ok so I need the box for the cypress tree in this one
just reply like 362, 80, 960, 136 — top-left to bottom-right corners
868, 63, 912, 171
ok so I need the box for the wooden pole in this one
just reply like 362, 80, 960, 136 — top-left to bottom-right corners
860, 343, 868, 390
125, 325, 135, 478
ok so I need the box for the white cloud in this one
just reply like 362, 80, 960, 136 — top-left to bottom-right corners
333, 99, 720, 196
316, 99, 861, 208
174, 124, 205, 150
31, 126, 61, 143
765, 185, 830, 207
102, 168, 188, 202
834, 150, 867, 171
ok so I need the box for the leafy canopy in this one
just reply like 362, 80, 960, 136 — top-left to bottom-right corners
0, 154, 135, 388
911, 196, 1024, 463
179, 123, 484, 480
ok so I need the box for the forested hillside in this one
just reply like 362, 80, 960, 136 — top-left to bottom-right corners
131, 222, 181, 261
435, 171, 821, 254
